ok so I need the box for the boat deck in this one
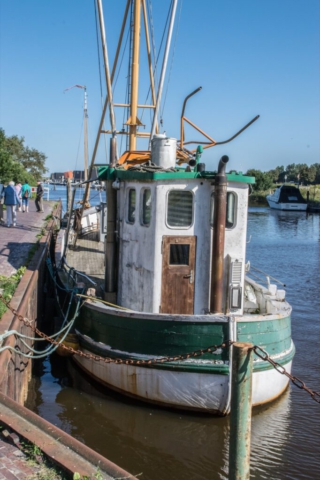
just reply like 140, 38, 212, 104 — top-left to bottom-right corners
66, 234, 105, 292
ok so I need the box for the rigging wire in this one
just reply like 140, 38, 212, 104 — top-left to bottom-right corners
147, 0, 159, 91
94, 0, 108, 161
140, 1, 172, 126
160, 0, 183, 123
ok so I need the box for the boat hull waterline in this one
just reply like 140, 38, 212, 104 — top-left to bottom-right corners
71, 301, 295, 415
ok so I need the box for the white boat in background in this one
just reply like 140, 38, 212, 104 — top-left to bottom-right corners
266, 185, 308, 211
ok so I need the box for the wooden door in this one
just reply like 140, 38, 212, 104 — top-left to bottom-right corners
161, 236, 196, 314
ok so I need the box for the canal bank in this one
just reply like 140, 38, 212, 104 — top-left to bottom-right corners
0, 200, 137, 479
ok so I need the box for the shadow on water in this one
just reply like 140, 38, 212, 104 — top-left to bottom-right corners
25, 208, 320, 480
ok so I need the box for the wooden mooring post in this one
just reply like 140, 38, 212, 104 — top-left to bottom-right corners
229, 342, 253, 480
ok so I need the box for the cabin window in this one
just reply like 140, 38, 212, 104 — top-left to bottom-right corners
170, 244, 190, 265
127, 188, 136, 223
210, 192, 237, 228
167, 190, 193, 227
141, 188, 151, 226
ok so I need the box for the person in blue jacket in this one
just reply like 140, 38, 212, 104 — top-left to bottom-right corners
3, 181, 21, 227
21, 180, 32, 213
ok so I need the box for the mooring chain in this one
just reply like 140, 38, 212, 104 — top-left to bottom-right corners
0, 294, 230, 365
1, 294, 320, 404
253, 345, 320, 404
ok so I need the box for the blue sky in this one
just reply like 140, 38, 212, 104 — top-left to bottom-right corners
0, 0, 319, 176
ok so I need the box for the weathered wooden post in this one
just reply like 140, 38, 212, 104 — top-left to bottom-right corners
67, 178, 72, 213
229, 342, 253, 480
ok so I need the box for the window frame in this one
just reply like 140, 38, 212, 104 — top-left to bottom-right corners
166, 189, 194, 229
210, 191, 237, 230
140, 187, 152, 227
126, 188, 136, 224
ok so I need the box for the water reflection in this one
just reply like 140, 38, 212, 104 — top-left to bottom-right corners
26, 354, 294, 480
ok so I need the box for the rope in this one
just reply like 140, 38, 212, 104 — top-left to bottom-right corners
0, 299, 80, 360
127, 161, 178, 173
75, 293, 131, 311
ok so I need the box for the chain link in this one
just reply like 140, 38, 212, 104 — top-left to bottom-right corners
0, 294, 230, 365
253, 345, 320, 404
1, 294, 320, 404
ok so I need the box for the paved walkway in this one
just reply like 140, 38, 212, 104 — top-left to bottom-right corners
0, 200, 59, 479
0, 201, 55, 277
0, 435, 47, 479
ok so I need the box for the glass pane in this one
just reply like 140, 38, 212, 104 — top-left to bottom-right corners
226, 192, 235, 228
142, 189, 151, 225
210, 192, 236, 228
128, 189, 136, 223
170, 244, 190, 265
167, 191, 193, 227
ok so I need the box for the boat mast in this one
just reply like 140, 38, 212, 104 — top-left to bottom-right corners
149, 0, 178, 143
96, 0, 117, 164
63, 84, 89, 180
128, 0, 142, 151
83, 86, 89, 180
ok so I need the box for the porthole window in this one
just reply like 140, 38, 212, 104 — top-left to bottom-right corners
127, 189, 136, 223
211, 192, 237, 228
141, 189, 151, 226
167, 190, 193, 227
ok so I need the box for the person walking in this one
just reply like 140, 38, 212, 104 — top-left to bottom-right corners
35, 180, 44, 212
3, 181, 21, 227
15, 182, 22, 211
21, 180, 32, 212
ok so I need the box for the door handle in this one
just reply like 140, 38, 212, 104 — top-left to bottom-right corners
183, 270, 194, 284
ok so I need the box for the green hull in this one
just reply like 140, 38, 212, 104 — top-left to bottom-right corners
75, 302, 294, 374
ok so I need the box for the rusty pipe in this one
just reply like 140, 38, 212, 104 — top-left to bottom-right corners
210, 155, 229, 314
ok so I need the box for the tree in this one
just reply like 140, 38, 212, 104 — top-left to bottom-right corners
2, 131, 47, 180
268, 166, 285, 183
0, 129, 47, 183
246, 169, 273, 191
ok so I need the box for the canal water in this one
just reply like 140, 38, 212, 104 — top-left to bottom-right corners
26, 205, 320, 480
43, 183, 106, 212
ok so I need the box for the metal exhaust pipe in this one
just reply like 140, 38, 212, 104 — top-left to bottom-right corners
210, 155, 229, 314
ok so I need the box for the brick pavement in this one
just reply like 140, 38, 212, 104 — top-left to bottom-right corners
0, 435, 43, 479
0, 200, 55, 277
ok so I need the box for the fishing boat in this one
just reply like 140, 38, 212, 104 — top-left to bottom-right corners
54, 0, 295, 415
266, 184, 308, 211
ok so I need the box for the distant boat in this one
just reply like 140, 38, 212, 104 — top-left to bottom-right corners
266, 185, 308, 211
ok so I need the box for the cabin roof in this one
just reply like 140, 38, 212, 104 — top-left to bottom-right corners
97, 166, 255, 184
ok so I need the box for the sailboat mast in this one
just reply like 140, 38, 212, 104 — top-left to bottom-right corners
96, 0, 117, 164
150, 0, 178, 143
129, 0, 141, 151
83, 86, 89, 180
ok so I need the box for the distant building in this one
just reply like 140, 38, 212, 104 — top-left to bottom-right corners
73, 170, 85, 182
50, 173, 64, 182
64, 171, 73, 180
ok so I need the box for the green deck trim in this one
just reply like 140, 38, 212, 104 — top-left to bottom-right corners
97, 166, 255, 184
